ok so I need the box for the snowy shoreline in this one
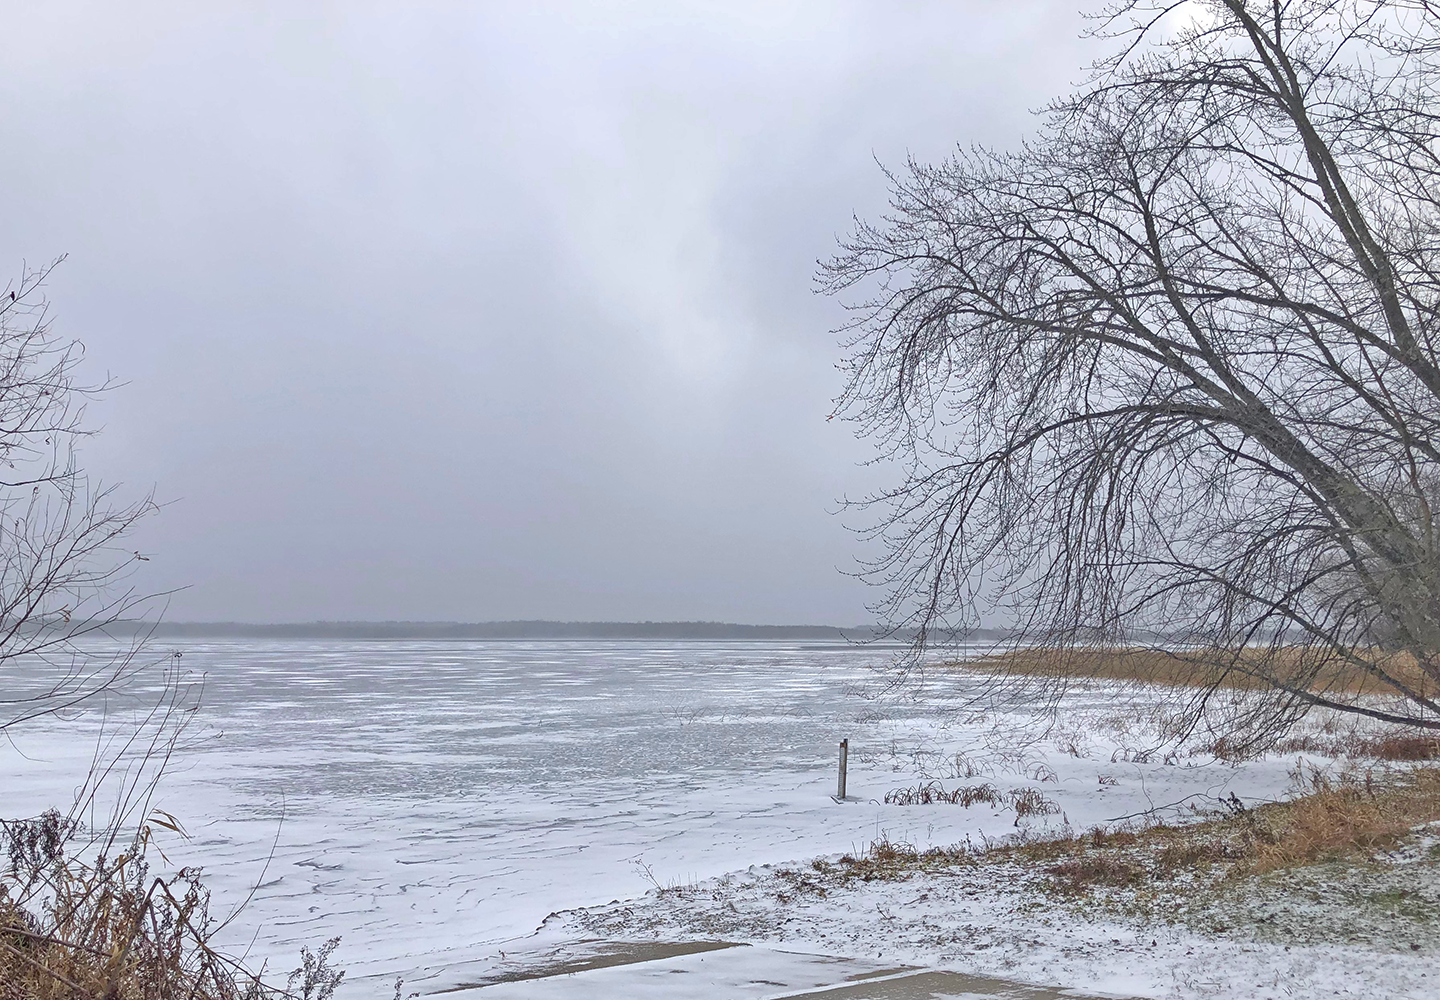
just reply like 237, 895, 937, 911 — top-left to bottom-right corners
553, 859, 1438, 1000
479, 770, 1440, 1000
5, 641, 1437, 998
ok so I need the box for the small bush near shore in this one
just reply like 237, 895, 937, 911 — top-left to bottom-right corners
0, 810, 343, 1000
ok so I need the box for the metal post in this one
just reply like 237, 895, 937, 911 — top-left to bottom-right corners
837, 738, 848, 800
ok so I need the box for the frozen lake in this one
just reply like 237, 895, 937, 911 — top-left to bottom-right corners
2, 639, 1299, 995
3, 641, 942, 987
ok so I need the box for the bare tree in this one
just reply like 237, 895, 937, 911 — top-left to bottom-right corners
0, 260, 160, 738
0, 263, 342, 1000
827, 0, 1440, 749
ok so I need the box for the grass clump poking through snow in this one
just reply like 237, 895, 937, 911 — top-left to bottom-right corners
882, 782, 1060, 823
0, 810, 344, 1000
833, 836, 976, 882
883, 782, 1003, 807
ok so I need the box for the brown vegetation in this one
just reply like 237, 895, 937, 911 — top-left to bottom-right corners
1045, 855, 1144, 894
837, 766, 1440, 895
0, 810, 342, 1000
883, 782, 1005, 808
965, 646, 1440, 701
1034, 767, 1440, 891
882, 783, 1061, 825
1270, 730, 1440, 762
832, 836, 971, 883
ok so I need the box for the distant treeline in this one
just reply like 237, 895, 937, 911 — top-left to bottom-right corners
146, 620, 857, 640
125, 620, 1015, 642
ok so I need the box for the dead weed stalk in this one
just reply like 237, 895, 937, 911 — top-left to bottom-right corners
0, 809, 343, 1000
882, 781, 1061, 819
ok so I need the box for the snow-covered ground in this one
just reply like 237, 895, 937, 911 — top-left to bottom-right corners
0, 640, 1415, 998
562, 818, 1440, 1000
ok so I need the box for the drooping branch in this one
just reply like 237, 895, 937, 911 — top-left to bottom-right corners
830, 0, 1440, 742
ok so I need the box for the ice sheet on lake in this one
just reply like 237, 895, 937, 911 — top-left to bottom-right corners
1, 640, 1302, 994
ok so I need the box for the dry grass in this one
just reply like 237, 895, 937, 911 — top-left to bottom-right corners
966, 646, 1440, 699
1011, 788, 1062, 820
1241, 767, 1440, 870
883, 782, 1005, 807
837, 766, 1440, 897
1029, 765, 1440, 893
0, 810, 343, 1000
832, 836, 975, 882
1046, 854, 1145, 893
882, 782, 1061, 825
1271, 730, 1440, 761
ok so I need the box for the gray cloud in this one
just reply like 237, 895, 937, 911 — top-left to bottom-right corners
1, 1, 1091, 623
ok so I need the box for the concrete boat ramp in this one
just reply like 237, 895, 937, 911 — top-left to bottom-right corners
398, 940, 1139, 1000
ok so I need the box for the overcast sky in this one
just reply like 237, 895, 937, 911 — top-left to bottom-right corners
2, 1, 1093, 624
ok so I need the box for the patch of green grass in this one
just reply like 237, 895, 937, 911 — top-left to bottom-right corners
1360, 887, 1440, 923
